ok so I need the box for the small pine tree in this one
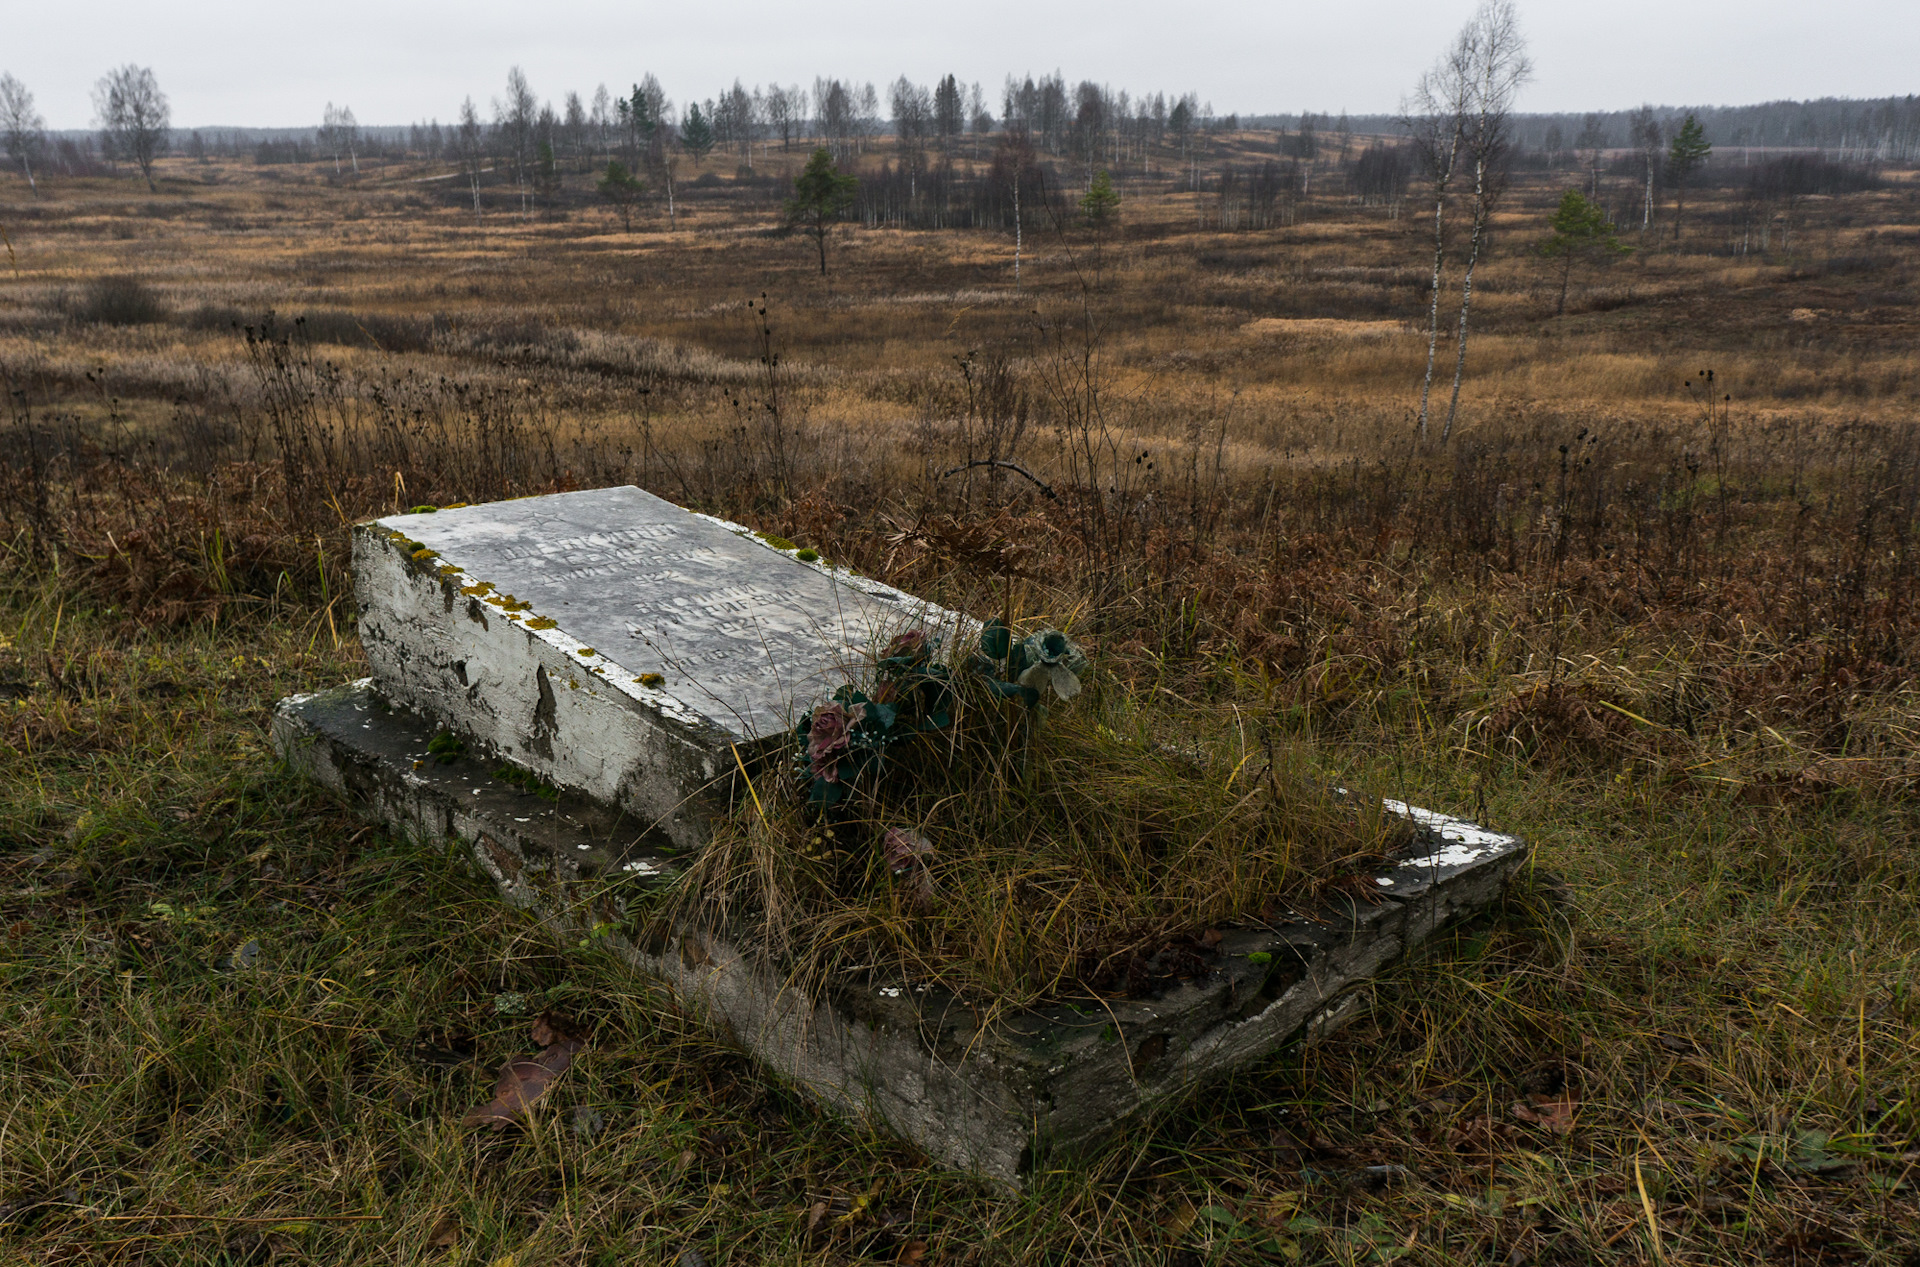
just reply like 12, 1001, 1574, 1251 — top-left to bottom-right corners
1539, 189, 1629, 315
536, 140, 558, 198
680, 104, 715, 165
786, 148, 858, 277
1080, 169, 1120, 230
597, 160, 646, 231
1666, 114, 1712, 242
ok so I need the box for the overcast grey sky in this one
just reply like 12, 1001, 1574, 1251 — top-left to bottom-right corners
12, 0, 1917, 130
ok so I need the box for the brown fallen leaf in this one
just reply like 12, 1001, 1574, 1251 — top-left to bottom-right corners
426, 1210, 460, 1252
462, 1033, 585, 1130
530, 1010, 581, 1048
1511, 1094, 1578, 1134
897, 1240, 929, 1264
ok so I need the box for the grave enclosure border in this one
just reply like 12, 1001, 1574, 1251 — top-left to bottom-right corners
272, 487, 1530, 1185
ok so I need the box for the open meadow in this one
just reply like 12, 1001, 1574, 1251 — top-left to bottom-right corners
2, 135, 1918, 1263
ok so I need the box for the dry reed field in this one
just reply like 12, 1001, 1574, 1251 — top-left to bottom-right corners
2, 137, 1918, 1265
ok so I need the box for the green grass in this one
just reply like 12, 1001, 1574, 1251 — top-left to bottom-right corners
3, 573, 1915, 1266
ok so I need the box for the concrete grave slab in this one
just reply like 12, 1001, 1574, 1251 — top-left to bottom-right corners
276, 488, 1532, 1186
354, 486, 955, 850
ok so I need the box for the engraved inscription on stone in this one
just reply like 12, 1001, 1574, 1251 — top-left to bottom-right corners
382, 486, 935, 740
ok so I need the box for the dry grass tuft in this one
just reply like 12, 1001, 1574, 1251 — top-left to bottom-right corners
676, 634, 1409, 1005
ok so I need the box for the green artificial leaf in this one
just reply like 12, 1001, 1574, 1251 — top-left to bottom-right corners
1018, 663, 1051, 692
1048, 664, 1081, 700
979, 618, 1012, 660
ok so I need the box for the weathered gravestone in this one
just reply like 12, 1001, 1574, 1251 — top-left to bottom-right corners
273, 486, 1528, 1185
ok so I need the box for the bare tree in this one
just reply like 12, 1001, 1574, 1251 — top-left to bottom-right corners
563, 90, 588, 170
1403, 27, 1474, 442
855, 82, 881, 153
764, 84, 796, 151
1629, 105, 1662, 233
814, 78, 854, 159
1576, 111, 1607, 199
890, 76, 932, 196
456, 96, 485, 224
0, 73, 44, 196
495, 67, 538, 219
969, 83, 992, 147
1440, 0, 1531, 444
92, 64, 170, 191
715, 80, 757, 168
590, 84, 612, 168
320, 102, 358, 175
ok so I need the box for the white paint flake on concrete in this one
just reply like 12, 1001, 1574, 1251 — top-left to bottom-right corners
1382, 798, 1517, 864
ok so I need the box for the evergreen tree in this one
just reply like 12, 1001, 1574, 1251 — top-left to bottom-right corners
680, 103, 715, 164
1539, 189, 1629, 315
597, 160, 646, 231
786, 147, 857, 276
1666, 114, 1711, 241
1080, 168, 1120, 229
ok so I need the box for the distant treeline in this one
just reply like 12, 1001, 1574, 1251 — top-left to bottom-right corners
25, 72, 1908, 241
1319, 96, 1920, 164
37, 91, 1918, 174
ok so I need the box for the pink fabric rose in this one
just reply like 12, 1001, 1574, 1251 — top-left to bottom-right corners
806, 702, 861, 781
883, 628, 930, 660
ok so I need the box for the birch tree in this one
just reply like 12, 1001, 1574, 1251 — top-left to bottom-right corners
1439, 0, 1530, 445
496, 68, 538, 219
0, 73, 44, 196
320, 103, 358, 175
456, 97, 485, 224
1403, 27, 1474, 442
1630, 105, 1662, 233
93, 64, 170, 191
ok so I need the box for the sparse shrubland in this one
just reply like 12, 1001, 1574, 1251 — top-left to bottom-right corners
1, 142, 1916, 1263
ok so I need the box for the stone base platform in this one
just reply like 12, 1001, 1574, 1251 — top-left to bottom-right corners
273, 679, 1529, 1186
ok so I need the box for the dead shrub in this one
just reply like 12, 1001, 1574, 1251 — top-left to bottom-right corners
74, 275, 165, 326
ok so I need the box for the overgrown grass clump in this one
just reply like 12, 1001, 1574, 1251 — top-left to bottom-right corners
677, 618, 1411, 1005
